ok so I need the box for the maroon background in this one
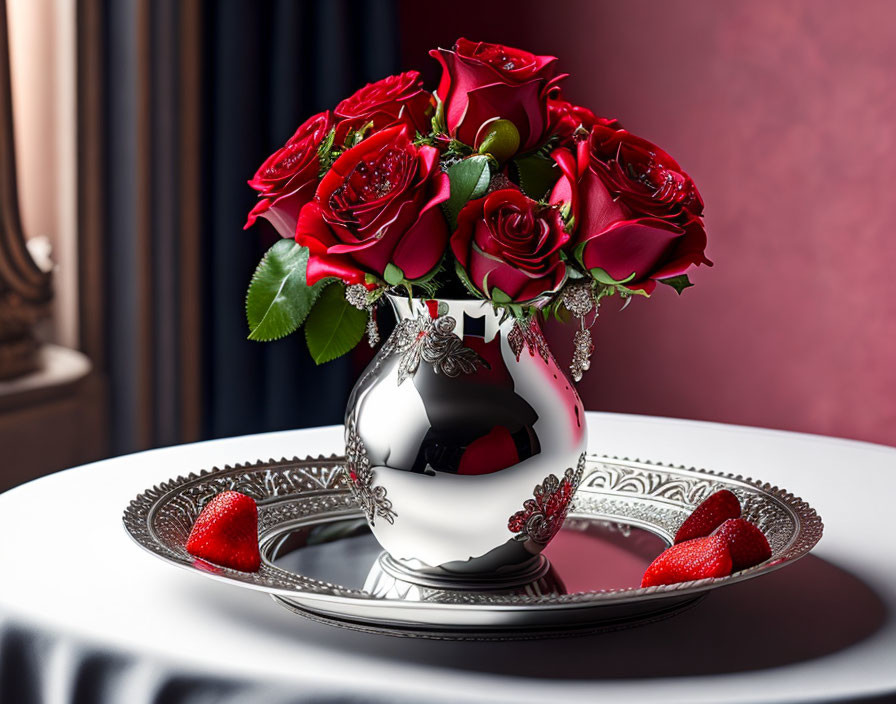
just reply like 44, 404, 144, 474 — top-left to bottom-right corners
399, 0, 896, 446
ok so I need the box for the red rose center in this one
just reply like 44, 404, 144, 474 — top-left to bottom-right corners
491, 205, 550, 251
329, 148, 412, 220
468, 43, 533, 74
500, 209, 536, 239
625, 157, 689, 203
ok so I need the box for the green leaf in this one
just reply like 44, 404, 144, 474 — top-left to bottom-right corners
658, 274, 694, 294
304, 282, 368, 364
619, 286, 650, 298
413, 130, 436, 147
316, 128, 336, 160
383, 262, 405, 286
246, 240, 323, 342
443, 155, 492, 230
514, 154, 559, 200
476, 119, 520, 163
445, 139, 474, 160
534, 133, 562, 160
316, 128, 338, 177
559, 200, 573, 221
589, 267, 637, 286
431, 94, 447, 134
490, 287, 512, 304
348, 121, 375, 147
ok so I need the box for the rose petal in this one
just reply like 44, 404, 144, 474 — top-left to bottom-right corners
450, 198, 481, 269
577, 167, 627, 238
456, 79, 547, 151
253, 179, 318, 239
549, 147, 579, 222
417, 145, 440, 181
294, 202, 338, 252
651, 218, 713, 280
391, 200, 450, 279
294, 203, 365, 286
392, 172, 451, 279
244, 198, 271, 230
580, 218, 684, 283
453, 39, 558, 85
305, 255, 366, 286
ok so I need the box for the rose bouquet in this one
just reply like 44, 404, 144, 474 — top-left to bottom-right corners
244, 38, 710, 380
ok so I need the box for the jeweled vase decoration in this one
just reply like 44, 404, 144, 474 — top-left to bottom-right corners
344, 296, 586, 585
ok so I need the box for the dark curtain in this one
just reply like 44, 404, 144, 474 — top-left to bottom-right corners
101, 0, 400, 454
201, 0, 400, 439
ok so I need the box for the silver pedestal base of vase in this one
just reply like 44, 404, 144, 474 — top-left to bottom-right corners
374, 551, 551, 591
344, 296, 588, 580
364, 551, 568, 600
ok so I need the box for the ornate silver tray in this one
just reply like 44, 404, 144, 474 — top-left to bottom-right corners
123, 454, 823, 639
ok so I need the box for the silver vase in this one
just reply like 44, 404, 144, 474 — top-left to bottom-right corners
344, 295, 587, 589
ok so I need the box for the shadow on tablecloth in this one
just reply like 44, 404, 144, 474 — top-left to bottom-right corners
226, 554, 888, 679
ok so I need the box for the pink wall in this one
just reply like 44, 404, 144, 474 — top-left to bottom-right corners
399, 0, 896, 446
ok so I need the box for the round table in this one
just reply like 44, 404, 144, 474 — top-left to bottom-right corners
1, 412, 894, 704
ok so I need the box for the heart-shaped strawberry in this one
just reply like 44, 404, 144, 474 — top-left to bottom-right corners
674, 489, 741, 544
714, 518, 771, 570
641, 534, 733, 587
185, 491, 261, 572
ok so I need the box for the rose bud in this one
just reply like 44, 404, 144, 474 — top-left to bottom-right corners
451, 189, 569, 303
551, 145, 710, 294
244, 111, 334, 239
589, 123, 704, 222
295, 124, 450, 286
334, 71, 432, 143
430, 38, 562, 153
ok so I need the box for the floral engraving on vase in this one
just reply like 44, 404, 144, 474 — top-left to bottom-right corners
345, 418, 396, 525
507, 318, 550, 364
508, 454, 585, 544
387, 313, 488, 385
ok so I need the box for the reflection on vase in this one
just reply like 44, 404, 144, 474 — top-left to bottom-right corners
345, 295, 587, 587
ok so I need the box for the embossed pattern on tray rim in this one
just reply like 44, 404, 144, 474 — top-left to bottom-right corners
122, 453, 824, 609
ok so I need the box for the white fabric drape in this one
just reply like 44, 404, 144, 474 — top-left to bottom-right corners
1, 416, 894, 703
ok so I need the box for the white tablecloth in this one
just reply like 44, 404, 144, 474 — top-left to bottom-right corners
1, 412, 894, 704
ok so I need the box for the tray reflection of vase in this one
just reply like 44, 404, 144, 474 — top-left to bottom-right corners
344, 294, 587, 589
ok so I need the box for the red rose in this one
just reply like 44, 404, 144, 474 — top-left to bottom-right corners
430, 38, 561, 153
334, 71, 431, 142
244, 111, 334, 239
547, 95, 618, 143
296, 125, 450, 286
589, 123, 704, 222
551, 145, 710, 294
451, 188, 569, 303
